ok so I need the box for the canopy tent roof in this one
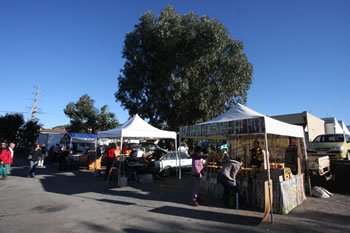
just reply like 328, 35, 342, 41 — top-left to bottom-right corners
64, 133, 97, 143
180, 103, 304, 139
97, 114, 177, 140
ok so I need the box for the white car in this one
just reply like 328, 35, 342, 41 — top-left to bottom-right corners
145, 151, 192, 176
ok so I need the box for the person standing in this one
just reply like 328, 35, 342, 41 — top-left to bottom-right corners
0, 145, 13, 180
54, 144, 61, 162
27, 144, 41, 177
59, 145, 70, 170
191, 146, 204, 207
7, 143, 15, 174
250, 140, 265, 168
39, 144, 47, 167
0, 142, 6, 153
104, 144, 116, 181
217, 156, 243, 209
285, 137, 300, 175
96, 145, 104, 158
48, 145, 55, 165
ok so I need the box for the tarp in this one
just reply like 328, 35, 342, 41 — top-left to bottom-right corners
97, 114, 176, 140
64, 133, 97, 143
338, 121, 350, 135
323, 117, 343, 134
180, 103, 304, 138
38, 133, 64, 149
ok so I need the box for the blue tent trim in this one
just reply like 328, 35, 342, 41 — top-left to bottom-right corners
66, 133, 97, 139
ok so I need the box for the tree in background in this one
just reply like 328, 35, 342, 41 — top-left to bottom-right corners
0, 113, 42, 154
116, 6, 253, 130
64, 94, 119, 133
0, 113, 25, 142
18, 119, 42, 154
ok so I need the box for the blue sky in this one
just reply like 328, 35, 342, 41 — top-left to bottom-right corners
0, 0, 349, 128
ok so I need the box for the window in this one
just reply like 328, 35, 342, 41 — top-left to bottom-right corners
180, 152, 190, 159
346, 134, 350, 143
314, 134, 345, 143
313, 136, 321, 143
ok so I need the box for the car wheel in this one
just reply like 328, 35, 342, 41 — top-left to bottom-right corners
346, 151, 350, 160
160, 166, 172, 177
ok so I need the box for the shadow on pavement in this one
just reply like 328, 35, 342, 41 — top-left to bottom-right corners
9, 157, 263, 227
149, 205, 261, 226
96, 198, 134, 206
80, 221, 119, 233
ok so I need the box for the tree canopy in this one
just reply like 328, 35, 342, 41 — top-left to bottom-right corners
64, 94, 119, 133
0, 113, 25, 142
116, 6, 253, 130
18, 119, 42, 153
0, 113, 42, 153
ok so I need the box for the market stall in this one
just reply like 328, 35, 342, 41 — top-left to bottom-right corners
63, 133, 98, 169
97, 114, 177, 182
179, 104, 309, 218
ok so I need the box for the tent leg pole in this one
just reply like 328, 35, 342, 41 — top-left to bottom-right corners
303, 138, 312, 196
264, 132, 273, 224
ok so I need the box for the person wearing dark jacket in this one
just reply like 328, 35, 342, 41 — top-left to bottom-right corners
27, 144, 42, 177
218, 156, 243, 209
59, 145, 70, 171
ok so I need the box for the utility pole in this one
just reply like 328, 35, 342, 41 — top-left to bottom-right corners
30, 86, 40, 121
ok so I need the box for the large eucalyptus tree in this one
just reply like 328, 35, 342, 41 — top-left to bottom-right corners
116, 6, 253, 130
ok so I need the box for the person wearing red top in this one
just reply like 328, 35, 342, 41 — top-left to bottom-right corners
105, 143, 117, 181
0, 146, 13, 180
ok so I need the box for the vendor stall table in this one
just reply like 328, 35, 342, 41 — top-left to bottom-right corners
127, 162, 144, 181
67, 153, 88, 169
200, 167, 306, 214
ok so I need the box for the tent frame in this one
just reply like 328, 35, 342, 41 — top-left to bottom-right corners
97, 115, 178, 179
179, 104, 309, 223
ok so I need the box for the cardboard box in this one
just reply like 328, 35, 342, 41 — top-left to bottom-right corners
307, 156, 330, 171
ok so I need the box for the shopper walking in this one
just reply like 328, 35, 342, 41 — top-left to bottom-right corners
27, 144, 41, 177
217, 156, 243, 209
191, 146, 204, 207
104, 143, 116, 181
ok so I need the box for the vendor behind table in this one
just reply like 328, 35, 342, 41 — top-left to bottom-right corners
207, 146, 223, 163
250, 140, 265, 168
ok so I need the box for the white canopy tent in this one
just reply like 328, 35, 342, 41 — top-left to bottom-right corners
196, 103, 304, 138
97, 114, 178, 181
98, 114, 177, 156
98, 114, 176, 140
179, 103, 307, 223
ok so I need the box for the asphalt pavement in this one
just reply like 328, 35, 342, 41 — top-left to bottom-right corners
0, 157, 349, 233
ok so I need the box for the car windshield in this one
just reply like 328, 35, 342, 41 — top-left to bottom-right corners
313, 134, 344, 143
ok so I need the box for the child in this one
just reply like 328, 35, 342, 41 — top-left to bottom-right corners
191, 146, 204, 206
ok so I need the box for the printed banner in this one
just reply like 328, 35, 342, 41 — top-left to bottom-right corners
179, 117, 265, 137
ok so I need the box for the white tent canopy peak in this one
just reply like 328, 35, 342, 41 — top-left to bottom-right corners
97, 114, 176, 139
